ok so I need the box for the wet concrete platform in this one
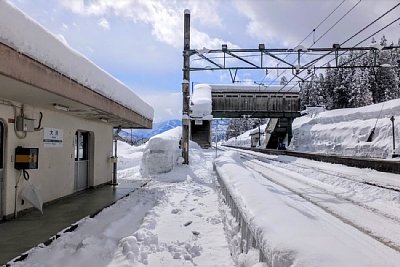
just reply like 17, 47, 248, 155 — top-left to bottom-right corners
0, 180, 146, 266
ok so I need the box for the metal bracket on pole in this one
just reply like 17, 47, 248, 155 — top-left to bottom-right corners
229, 69, 238, 83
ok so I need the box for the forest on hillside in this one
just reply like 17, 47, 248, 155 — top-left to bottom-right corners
300, 36, 400, 109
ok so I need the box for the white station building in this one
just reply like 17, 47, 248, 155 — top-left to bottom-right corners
0, 2, 153, 220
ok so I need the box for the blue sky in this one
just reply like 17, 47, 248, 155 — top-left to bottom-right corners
8, 0, 399, 122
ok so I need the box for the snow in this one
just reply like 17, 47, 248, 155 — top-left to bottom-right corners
7, 125, 400, 266
140, 127, 183, 177
224, 123, 269, 148
209, 84, 300, 93
9, 129, 234, 267
223, 99, 400, 158
225, 128, 252, 147
290, 99, 400, 158
190, 84, 212, 118
215, 150, 400, 267
0, 1, 153, 120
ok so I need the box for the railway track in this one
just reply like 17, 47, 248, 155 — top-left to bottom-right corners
224, 145, 400, 174
217, 146, 400, 252
220, 146, 400, 192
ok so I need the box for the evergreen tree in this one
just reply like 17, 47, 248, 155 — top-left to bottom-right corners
332, 85, 349, 108
349, 68, 373, 107
375, 36, 399, 101
332, 57, 351, 108
299, 80, 311, 109
307, 74, 325, 106
324, 63, 335, 109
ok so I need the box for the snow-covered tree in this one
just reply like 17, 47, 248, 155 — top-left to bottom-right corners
299, 80, 311, 109
349, 68, 373, 107
324, 63, 335, 109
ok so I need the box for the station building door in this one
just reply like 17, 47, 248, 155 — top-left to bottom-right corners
74, 131, 90, 192
0, 121, 4, 218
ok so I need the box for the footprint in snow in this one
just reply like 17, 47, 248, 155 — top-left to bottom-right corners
184, 221, 192, 227
171, 208, 181, 214
192, 231, 200, 236
206, 216, 221, 225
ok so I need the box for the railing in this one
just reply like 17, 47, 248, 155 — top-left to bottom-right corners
215, 165, 267, 262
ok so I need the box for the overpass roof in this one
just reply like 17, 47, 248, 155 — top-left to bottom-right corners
0, 1, 153, 128
210, 84, 300, 93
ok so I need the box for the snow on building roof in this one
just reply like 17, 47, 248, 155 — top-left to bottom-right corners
190, 84, 212, 118
0, 1, 153, 120
210, 84, 300, 93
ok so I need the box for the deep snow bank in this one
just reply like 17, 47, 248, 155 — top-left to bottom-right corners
117, 141, 146, 171
224, 123, 269, 148
214, 151, 400, 267
290, 99, 400, 158
0, 1, 153, 120
140, 127, 182, 176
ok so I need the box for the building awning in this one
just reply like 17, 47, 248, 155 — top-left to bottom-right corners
0, 43, 152, 129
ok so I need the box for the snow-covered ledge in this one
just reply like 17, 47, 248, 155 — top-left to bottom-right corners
214, 151, 399, 266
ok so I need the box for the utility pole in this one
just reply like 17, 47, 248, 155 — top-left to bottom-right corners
390, 116, 399, 158
258, 119, 261, 147
182, 9, 190, 164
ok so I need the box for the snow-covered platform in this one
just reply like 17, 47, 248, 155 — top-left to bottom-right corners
0, 181, 146, 265
215, 150, 400, 267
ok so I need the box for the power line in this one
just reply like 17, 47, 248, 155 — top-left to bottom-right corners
313, 0, 362, 45
341, 2, 400, 46
304, 2, 400, 70
299, 0, 347, 46
321, 15, 400, 68
265, 0, 354, 86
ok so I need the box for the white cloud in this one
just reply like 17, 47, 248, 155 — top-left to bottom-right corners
188, 0, 222, 28
97, 17, 110, 30
62, 0, 85, 14
232, 0, 400, 47
62, 23, 68, 30
60, 0, 234, 49
142, 92, 181, 122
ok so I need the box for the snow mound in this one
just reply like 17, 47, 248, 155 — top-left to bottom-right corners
140, 127, 182, 176
215, 151, 400, 266
290, 99, 400, 158
0, 1, 153, 120
190, 84, 212, 118
117, 141, 146, 172
224, 123, 269, 148
224, 129, 252, 147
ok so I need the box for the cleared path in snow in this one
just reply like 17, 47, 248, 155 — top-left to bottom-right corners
9, 145, 234, 267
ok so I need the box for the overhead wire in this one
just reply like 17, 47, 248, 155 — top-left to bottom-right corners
262, 0, 349, 85
312, 0, 362, 45
320, 15, 400, 68
272, 0, 365, 95
298, 0, 347, 46
302, 2, 400, 71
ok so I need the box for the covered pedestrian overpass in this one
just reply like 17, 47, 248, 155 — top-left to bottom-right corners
190, 84, 301, 148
